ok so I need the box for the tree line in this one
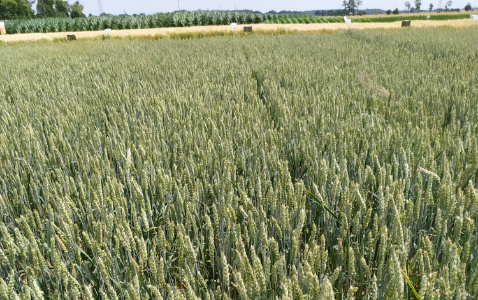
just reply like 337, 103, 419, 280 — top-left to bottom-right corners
0, 0, 85, 20
340, 0, 472, 16
405, 0, 473, 11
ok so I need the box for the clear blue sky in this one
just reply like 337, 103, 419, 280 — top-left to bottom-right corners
81, 0, 475, 16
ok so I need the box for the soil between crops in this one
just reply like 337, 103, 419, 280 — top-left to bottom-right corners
2, 19, 477, 42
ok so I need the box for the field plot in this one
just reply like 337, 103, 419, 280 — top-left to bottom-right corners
349, 10, 476, 22
1, 10, 472, 36
2, 19, 477, 42
0, 27, 477, 299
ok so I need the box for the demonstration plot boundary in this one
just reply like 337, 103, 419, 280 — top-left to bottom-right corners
1, 19, 477, 42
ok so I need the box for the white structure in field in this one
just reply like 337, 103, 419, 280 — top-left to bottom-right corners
231, 23, 237, 29
471, 14, 478, 20
0, 22, 5, 35
344, 17, 352, 24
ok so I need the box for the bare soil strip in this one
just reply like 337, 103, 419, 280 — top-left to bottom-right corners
2, 19, 476, 42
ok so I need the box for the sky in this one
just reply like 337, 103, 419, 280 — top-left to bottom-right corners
81, 0, 476, 16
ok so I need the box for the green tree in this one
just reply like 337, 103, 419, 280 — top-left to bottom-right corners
429, 3, 434, 11
18, 0, 33, 17
342, 0, 362, 15
393, 8, 400, 13
415, 0, 422, 11
36, 0, 55, 17
54, 0, 69, 17
464, 2, 472, 10
445, 0, 452, 10
0, 0, 18, 19
69, 1, 85, 18
405, 1, 411, 11
0, 0, 33, 19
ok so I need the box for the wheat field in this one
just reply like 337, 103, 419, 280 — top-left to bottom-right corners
0, 26, 477, 299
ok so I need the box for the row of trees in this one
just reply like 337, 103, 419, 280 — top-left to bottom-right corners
0, 0, 84, 20
315, 9, 368, 16
36, 0, 85, 18
342, 0, 472, 16
386, 8, 401, 14
405, 0, 473, 11
406, 0, 451, 11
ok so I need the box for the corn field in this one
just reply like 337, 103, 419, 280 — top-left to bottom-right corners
3, 11, 342, 34
0, 27, 477, 299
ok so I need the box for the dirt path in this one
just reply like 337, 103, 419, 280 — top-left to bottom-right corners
2, 19, 477, 42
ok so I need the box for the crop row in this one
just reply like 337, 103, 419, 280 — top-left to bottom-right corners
3, 11, 340, 34
353, 13, 471, 22
3, 10, 471, 34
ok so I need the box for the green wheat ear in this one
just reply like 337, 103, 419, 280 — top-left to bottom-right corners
401, 268, 420, 300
